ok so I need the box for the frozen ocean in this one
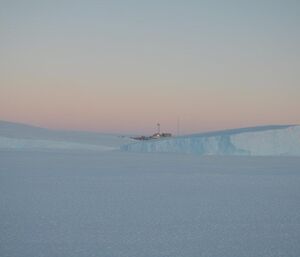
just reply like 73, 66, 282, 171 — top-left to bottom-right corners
1, 121, 300, 257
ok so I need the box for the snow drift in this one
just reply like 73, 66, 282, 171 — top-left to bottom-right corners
0, 120, 133, 151
123, 125, 300, 156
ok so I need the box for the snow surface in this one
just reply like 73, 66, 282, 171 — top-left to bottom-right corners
1, 151, 300, 257
123, 125, 300, 156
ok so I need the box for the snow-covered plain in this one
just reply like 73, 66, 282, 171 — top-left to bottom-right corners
1, 121, 300, 257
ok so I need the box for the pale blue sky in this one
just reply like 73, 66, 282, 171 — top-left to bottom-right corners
1, 0, 299, 133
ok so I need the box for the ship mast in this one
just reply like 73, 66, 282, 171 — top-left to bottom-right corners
157, 123, 160, 134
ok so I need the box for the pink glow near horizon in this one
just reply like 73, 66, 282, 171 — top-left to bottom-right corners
1, 84, 299, 135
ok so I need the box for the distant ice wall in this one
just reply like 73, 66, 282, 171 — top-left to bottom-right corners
122, 125, 300, 156
0, 120, 134, 151
0, 136, 116, 152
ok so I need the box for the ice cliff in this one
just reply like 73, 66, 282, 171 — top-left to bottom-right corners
122, 125, 300, 156
0, 120, 133, 151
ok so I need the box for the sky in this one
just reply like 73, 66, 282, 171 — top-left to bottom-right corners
1, 0, 300, 134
